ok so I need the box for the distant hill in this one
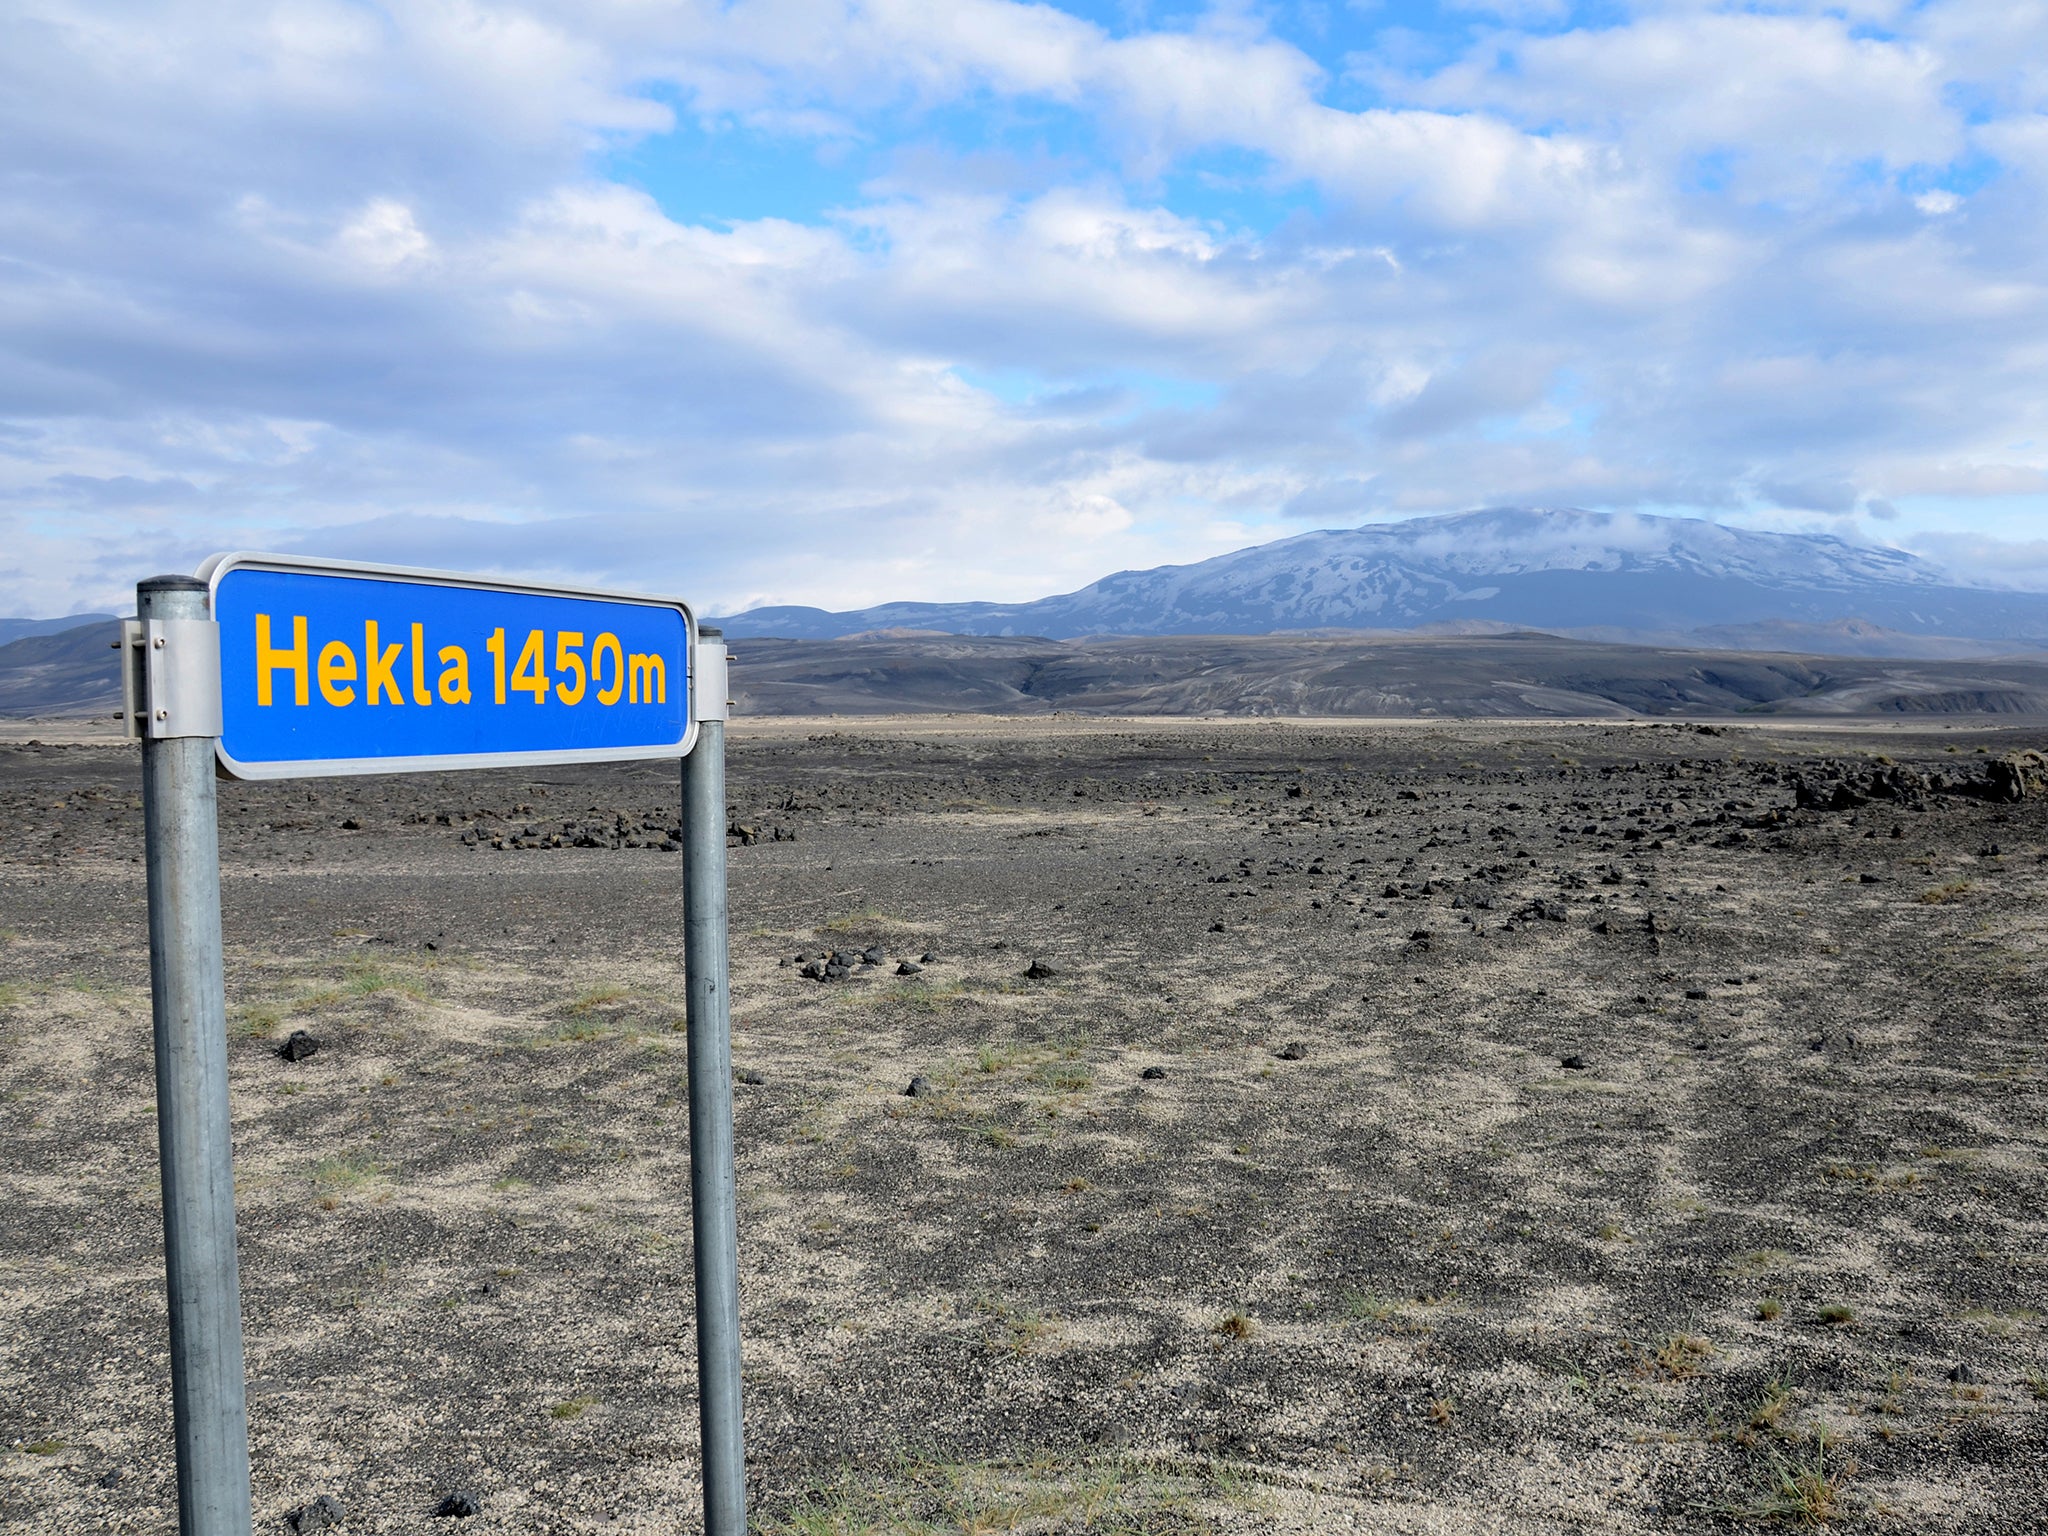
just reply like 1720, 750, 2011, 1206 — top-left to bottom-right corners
727, 632, 2048, 719
715, 508, 2048, 649
0, 613, 117, 647
0, 619, 121, 717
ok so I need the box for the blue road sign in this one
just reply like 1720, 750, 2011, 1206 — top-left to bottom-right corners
200, 554, 697, 778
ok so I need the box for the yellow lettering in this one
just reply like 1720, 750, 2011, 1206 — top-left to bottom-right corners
484, 628, 507, 705
628, 652, 666, 704
256, 614, 308, 706
554, 631, 587, 705
410, 623, 431, 705
437, 645, 471, 704
511, 628, 549, 703
317, 640, 357, 707
364, 620, 404, 705
593, 633, 624, 705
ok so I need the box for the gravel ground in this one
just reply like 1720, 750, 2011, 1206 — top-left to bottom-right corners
2, 715, 2045, 1533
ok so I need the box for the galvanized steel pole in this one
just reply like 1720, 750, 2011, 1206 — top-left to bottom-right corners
682, 628, 746, 1535
137, 574, 252, 1536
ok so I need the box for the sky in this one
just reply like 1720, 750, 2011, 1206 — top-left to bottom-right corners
4, 0, 2048, 618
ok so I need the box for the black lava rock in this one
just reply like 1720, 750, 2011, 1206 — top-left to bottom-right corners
279, 1030, 319, 1063
896, 961, 923, 976
861, 945, 886, 966
1275, 1042, 1308, 1061
434, 1491, 482, 1519
1560, 1055, 1588, 1070
905, 1075, 933, 1098
287, 1495, 346, 1533
1023, 958, 1059, 979
735, 1068, 766, 1086
919, 951, 939, 963
1140, 1066, 1167, 1080
1947, 1362, 1980, 1385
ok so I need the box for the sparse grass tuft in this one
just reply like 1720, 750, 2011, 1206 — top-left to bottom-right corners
1731, 1249, 1793, 1276
1647, 1333, 1716, 1380
757, 1457, 1217, 1535
1033, 1058, 1094, 1093
1427, 1396, 1457, 1426
1918, 881, 1972, 905
1343, 1290, 1401, 1323
230, 1003, 283, 1039
977, 1298, 1058, 1357
1757, 1297, 1784, 1322
1213, 1310, 1257, 1341
1817, 1303, 1857, 1327
548, 1394, 598, 1420
1735, 1431, 1855, 1526
293, 958, 425, 1013
2025, 1368, 2048, 1402
566, 984, 632, 1015
310, 1153, 386, 1209
1742, 1380, 1795, 1440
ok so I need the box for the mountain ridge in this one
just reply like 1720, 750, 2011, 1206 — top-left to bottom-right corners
713, 508, 2048, 645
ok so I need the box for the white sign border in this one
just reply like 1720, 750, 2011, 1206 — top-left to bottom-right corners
198, 552, 701, 781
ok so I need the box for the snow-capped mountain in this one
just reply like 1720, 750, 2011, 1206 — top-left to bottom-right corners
717, 509, 2048, 647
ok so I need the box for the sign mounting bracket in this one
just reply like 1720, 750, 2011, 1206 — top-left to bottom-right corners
122, 616, 223, 740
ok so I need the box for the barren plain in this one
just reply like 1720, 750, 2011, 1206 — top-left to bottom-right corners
2, 716, 2045, 1533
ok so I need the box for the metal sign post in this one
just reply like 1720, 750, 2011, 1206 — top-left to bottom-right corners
681, 629, 746, 1536
132, 575, 251, 1536
127, 559, 745, 1535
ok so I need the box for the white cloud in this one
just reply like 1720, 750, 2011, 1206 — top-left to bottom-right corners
0, 0, 2043, 618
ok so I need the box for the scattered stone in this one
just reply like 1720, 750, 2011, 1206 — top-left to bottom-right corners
433, 1491, 482, 1519
904, 1075, 933, 1098
1685, 988, 1709, 1001
97, 1470, 122, 1489
895, 961, 922, 976
798, 960, 826, 980
287, 1494, 347, 1533
734, 1068, 766, 1086
279, 1030, 319, 1063
339, 817, 362, 830
1946, 1362, 1980, 1385
1140, 1066, 1167, 1081
860, 945, 885, 966
1208, 921, 1224, 932
1275, 1042, 1307, 1061
1023, 958, 1059, 979
1560, 1055, 1588, 1070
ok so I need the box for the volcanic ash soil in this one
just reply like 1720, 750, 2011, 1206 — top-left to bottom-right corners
2, 717, 2045, 1533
